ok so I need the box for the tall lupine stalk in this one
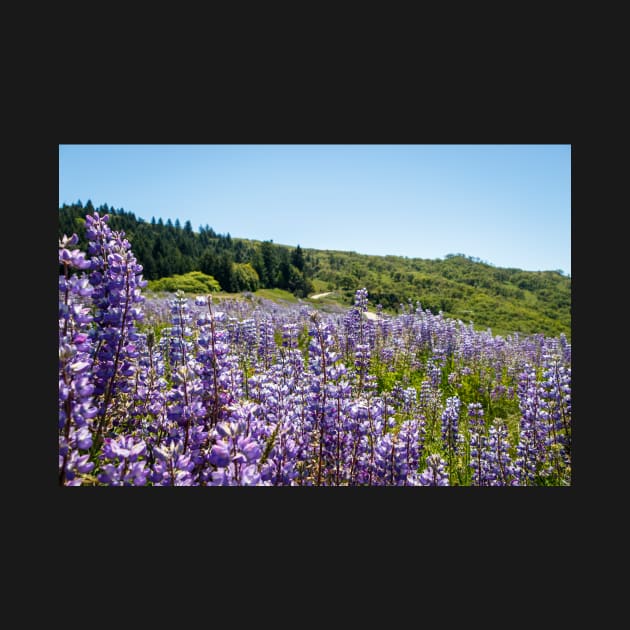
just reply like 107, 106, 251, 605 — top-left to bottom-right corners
354, 342, 371, 392
236, 317, 258, 397
324, 376, 351, 486
440, 395, 461, 481
373, 431, 397, 486
195, 294, 231, 429
131, 331, 169, 465
59, 234, 97, 485
413, 454, 450, 486
164, 291, 203, 454
306, 312, 334, 485
372, 303, 388, 370
279, 321, 306, 379
206, 413, 265, 486
309, 323, 358, 485
373, 415, 420, 486
426, 355, 443, 389
342, 400, 367, 485
258, 315, 276, 371
485, 419, 516, 486
98, 435, 149, 486
396, 420, 420, 486
85, 213, 145, 454
149, 439, 195, 486
418, 379, 441, 446
167, 290, 194, 369
257, 401, 301, 487
364, 395, 386, 486
514, 366, 548, 485
559, 333, 571, 365
288, 379, 312, 486
246, 372, 284, 481
392, 386, 427, 464
468, 402, 488, 486
539, 353, 571, 483
341, 288, 370, 390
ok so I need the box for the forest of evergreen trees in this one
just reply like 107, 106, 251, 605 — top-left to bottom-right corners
58, 201, 314, 297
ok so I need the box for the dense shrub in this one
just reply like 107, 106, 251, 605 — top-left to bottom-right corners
148, 271, 221, 294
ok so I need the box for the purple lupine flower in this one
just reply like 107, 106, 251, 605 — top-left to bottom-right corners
84, 213, 145, 448
59, 235, 98, 485
484, 419, 517, 486
414, 454, 449, 486
373, 432, 397, 486
344, 399, 372, 485
204, 412, 267, 485
468, 402, 488, 486
538, 353, 571, 483
209, 442, 231, 467
418, 379, 441, 444
441, 395, 461, 455
396, 420, 420, 485
59, 233, 91, 270
514, 366, 547, 485
59, 215, 571, 487
196, 294, 238, 433
150, 440, 195, 486
98, 435, 149, 486
257, 315, 277, 370
61, 450, 95, 486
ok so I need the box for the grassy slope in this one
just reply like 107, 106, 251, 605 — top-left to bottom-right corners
301, 249, 571, 338
144, 242, 571, 338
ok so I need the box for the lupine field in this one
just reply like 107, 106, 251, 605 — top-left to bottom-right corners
59, 212, 571, 486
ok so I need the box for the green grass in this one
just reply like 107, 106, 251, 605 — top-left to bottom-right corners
254, 288, 299, 303
310, 278, 331, 293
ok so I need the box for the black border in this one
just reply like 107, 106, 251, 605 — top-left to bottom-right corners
45, 87, 582, 582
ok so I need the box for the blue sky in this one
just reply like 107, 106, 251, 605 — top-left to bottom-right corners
59, 144, 571, 274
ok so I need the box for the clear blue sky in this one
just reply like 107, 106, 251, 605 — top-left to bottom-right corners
59, 144, 571, 275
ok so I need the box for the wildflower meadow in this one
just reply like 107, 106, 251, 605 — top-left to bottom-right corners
59, 213, 571, 486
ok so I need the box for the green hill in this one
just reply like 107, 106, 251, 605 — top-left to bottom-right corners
59, 201, 571, 339
303, 249, 570, 338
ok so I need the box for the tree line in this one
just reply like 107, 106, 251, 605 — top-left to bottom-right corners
58, 201, 314, 297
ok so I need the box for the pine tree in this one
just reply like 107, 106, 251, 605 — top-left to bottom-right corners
291, 244, 305, 271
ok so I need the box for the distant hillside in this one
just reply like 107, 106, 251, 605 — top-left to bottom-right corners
303, 248, 570, 338
59, 201, 571, 338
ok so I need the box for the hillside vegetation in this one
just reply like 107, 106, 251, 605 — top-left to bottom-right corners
59, 201, 570, 338
306, 248, 570, 338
